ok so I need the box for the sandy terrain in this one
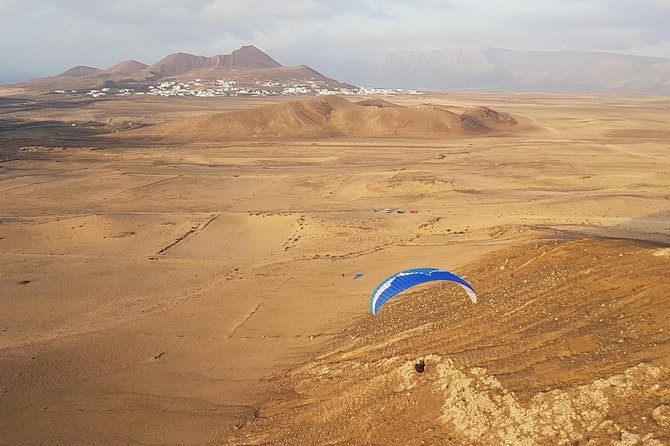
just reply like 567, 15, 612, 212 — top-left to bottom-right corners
0, 91, 669, 445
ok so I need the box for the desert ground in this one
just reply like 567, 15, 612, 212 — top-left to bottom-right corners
0, 90, 669, 445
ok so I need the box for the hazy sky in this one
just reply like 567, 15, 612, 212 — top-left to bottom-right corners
1, 0, 669, 81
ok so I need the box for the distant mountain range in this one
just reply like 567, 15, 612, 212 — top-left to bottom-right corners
7, 46, 670, 95
304, 48, 670, 95
12, 46, 353, 94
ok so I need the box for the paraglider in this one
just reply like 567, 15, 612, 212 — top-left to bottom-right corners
369, 268, 476, 315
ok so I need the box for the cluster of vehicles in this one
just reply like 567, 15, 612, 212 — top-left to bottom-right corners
372, 208, 419, 214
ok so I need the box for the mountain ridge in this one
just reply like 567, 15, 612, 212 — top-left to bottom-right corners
8, 46, 670, 95
144, 45, 282, 78
311, 47, 670, 94
10, 45, 351, 93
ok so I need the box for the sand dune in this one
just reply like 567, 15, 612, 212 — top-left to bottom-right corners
133, 96, 526, 141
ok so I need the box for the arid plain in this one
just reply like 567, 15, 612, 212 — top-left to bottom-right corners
1, 91, 669, 445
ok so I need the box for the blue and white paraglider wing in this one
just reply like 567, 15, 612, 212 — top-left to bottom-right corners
369, 268, 476, 315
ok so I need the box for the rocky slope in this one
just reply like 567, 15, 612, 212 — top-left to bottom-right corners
225, 237, 670, 445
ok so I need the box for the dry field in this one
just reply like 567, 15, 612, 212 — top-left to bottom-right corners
0, 91, 669, 445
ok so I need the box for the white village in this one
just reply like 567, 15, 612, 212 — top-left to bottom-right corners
53, 78, 421, 98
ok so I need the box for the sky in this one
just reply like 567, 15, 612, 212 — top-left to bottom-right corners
1, 0, 670, 82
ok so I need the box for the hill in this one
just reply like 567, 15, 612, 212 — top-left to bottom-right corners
105, 60, 149, 76
131, 96, 528, 141
56, 65, 99, 77
224, 237, 670, 445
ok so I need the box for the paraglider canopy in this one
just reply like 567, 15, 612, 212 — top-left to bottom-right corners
369, 268, 476, 315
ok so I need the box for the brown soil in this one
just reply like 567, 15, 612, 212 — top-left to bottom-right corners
0, 91, 668, 445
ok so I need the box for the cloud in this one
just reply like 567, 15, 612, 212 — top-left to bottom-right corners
1, 0, 669, 80
0, 0, 19, 14
483, 0, 670, 54
200, 0, 330, 21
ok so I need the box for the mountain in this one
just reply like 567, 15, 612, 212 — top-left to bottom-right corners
130, 96, 531, 141
315, 47, 670, 95
11, 46, 668, 95
57, 65, 100, 77
9, 46, 350, 93
145, 45, 281, 78
105, 60, 149, 76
